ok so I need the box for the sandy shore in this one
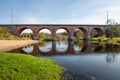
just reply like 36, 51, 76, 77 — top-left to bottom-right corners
0, 40, 39, 52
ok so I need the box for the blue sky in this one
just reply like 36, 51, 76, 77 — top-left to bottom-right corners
0, 0, 120, 24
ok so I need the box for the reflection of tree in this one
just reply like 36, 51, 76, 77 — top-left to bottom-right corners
75, 40, 83, 47
105, 44, 120, 63
38, 41, 46, 46
106, 44, 120, 53
106, 54, 116, 63
92, 43, 105, 52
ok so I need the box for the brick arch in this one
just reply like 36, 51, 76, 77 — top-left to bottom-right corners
92, 27, 104, 36
17, 27, 33, 36
36, 27, 53, 35
55, 27, 70, 34
75, 27, 88, 39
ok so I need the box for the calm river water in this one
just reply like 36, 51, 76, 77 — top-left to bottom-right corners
8, 41, 120, 80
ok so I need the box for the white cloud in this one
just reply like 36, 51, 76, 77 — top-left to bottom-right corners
21, 17, 41, 24
67, 5, 120, 24
104, 6, 120, 23
15, 5, 120, 25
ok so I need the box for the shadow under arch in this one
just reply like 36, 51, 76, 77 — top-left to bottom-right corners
92, 28, 104, 37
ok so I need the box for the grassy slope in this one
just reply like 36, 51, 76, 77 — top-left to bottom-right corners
0, 27, 20, 40
0, 52, 64, 80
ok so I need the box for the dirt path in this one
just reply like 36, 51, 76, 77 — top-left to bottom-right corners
0, 40, 39, 52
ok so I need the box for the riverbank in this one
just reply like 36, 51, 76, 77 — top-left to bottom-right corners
90, 37, 120, 45
0, 40, 39, 52
0, 52, 64, 80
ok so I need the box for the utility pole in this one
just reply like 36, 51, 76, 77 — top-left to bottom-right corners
11, 11, 13, 25
106, 11, 109, 27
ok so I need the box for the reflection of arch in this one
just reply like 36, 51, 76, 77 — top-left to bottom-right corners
76, 28, 88, 39
39, 42, 52, 53
22, 45, 34, 53
92, 28, 104, 36
74, 40, 83, 53
56, 41, 68, 53
32, 42, 57, 56
80, 42, 93, 53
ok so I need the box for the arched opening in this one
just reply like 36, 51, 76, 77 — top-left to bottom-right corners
74, 28, 87, 40
56, 29, 68, 41
91, 28, 104, 38
38, 29, 52, 41
56, 28, 69, 53
74, 28, 87, 53
20, 29, 33, 39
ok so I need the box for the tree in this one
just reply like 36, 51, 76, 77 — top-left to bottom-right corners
38, 32, 47, 40
74, 29, 83, 40
105, 19, 120, 38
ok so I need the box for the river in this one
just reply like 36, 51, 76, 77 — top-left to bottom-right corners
8, 41, 120, 80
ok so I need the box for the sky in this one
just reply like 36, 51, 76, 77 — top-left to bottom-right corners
0, 0, 120, 24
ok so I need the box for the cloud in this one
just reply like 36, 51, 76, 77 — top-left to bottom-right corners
20, 17, 42, 24
103, 6, 120, 23
15, 5, 120, 24
66, 5, 120, 24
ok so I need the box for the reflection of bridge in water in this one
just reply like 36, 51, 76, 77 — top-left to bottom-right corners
10, 41, 108, 56
9, 41, 120, 64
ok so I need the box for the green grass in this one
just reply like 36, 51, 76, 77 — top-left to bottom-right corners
0, 52, 64, 80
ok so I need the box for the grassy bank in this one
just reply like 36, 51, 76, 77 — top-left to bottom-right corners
0, 52, 64, 80
0, 27, 20, 40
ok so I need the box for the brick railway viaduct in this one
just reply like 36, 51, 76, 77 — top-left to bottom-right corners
0, 24, 105, 40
